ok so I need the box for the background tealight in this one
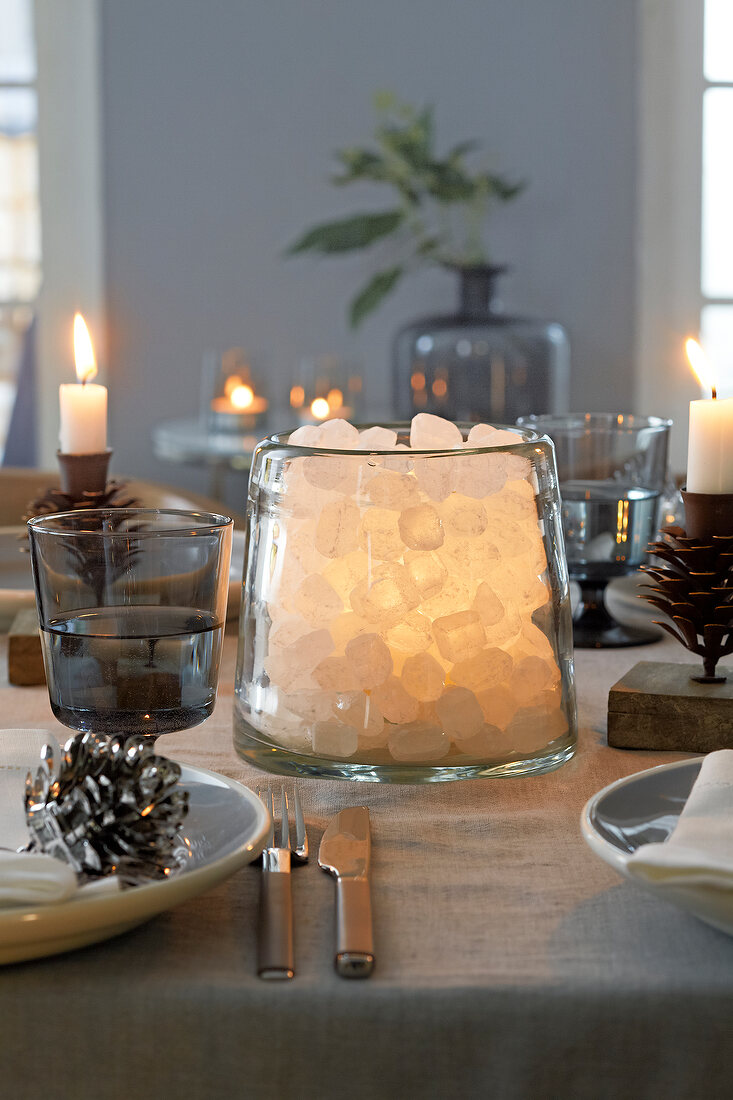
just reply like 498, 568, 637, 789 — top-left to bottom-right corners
289, 355, 364, 425
203, 348, 269, 432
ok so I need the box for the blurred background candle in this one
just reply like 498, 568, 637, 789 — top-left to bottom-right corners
292, 388, 353, 425
289, 355, 362, 424
58, 314, 108, 454
685, 337, 733, 493
205, 348, 268, 431
209, 376, 268, 429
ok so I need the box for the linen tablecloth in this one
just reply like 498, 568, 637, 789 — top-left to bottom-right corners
0, 628, 731, 1100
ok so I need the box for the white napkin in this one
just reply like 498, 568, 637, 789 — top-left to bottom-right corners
0, 850, 77, 906
0, 727, 59, 851
627, 750, 733, 889
0, 728, 120, 908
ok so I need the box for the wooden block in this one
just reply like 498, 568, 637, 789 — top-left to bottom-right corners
608, 660, 733, 752
8, 608, 46, 686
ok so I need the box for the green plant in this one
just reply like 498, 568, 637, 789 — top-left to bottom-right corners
286, 91, 525, 328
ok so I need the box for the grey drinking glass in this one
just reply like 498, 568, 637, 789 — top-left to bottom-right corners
517, 414, 672, 648
27, 509, 233, 737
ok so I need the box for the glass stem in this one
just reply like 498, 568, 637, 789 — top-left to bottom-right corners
574, 579, 615, 633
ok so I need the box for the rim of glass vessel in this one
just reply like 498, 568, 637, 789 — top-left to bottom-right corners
516, 413, 673, 435
26, 508, 234, 537
265, 421, 548, 457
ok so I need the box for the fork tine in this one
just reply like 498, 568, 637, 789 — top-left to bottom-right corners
293, 787, 308, 860
280, 786, 289, 849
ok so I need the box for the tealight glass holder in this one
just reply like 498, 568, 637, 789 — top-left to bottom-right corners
202, 347, 269, 433
233, 424, 577, 782
289, 355, 364, 425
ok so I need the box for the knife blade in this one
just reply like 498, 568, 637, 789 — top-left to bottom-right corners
318, 806, 374, 978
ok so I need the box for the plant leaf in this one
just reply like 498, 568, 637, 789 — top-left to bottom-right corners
415, 105, 434, 153
482, 173, 526, 201
373, 89, 397, 113
425, 161, 477, 202
415, 235, 443, 257
349, 266, 403, 328
332, 148, 390, 185
286, 210, 404, 255
378, 107, 433, 172
447, 139, 480, 161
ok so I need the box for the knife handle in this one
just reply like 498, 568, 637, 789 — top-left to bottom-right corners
257, 871, 294, 980
335, 877, 374, 979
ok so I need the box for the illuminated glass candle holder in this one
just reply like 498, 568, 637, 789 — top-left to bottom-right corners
204, 348, 269, 432
234, 418, 577, 782
289, 355, 364, 425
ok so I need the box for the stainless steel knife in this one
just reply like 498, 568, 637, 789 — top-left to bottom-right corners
318, 806, 374, 978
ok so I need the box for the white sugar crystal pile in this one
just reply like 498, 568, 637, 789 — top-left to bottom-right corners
245, 413, 566, 765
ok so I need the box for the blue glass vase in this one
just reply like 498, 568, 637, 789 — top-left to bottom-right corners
392, 265, 569, 423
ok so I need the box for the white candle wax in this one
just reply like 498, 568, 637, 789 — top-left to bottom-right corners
59, 382, 108, 454
686, 396, 733, 493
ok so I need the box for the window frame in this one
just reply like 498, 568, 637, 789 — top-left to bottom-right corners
636, 0, 705, 476
33, 0, 105, 467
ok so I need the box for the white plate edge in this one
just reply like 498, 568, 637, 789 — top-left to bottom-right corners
0, 761, 270, 933
579, 756, 704, 878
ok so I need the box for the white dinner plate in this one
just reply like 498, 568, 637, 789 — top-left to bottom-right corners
0, 762, 270, 965
580, 758, 733, 936
0, 527, 245, 630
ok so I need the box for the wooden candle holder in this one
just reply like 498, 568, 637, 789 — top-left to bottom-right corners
607, 489, 733, 751
608, 661, 733, 752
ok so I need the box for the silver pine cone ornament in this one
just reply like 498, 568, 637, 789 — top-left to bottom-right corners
25, 733, 189, 884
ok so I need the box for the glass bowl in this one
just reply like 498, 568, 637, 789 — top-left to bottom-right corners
233, 424, 576, 782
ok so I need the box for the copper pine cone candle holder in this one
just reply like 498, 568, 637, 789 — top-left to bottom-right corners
23, 449, 140, 529
640, 490, 733, 683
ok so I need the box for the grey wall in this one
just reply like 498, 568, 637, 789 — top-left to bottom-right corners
101, 0, 637, 507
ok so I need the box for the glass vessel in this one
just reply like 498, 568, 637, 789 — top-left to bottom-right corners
202, 348, 269, 433
392, 266, 569, 423
518, 414, 672, 648
289, 354, 364, 424
234, 424, 577, 782
28, 508, 233, 737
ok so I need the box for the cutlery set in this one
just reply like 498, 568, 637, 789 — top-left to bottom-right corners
256, 788, 374, 981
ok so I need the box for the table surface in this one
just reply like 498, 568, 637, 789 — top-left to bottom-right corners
1, 629, 731, 1100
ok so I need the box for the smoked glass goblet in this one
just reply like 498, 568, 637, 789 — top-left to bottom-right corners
27, 509, 233, 738
517, 414, 671, 648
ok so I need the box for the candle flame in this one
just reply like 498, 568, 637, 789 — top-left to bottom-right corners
223, 374, 244, 399
230, 383, 254, 410
686, 337, 717, 399
311, 397, 330, 420
73, 313, 97, 383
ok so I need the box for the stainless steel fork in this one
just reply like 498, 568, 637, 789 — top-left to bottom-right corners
256, 786, 308, 980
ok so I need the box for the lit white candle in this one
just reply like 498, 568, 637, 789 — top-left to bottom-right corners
685, 337, 733, 494
59, 314, 108, 454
